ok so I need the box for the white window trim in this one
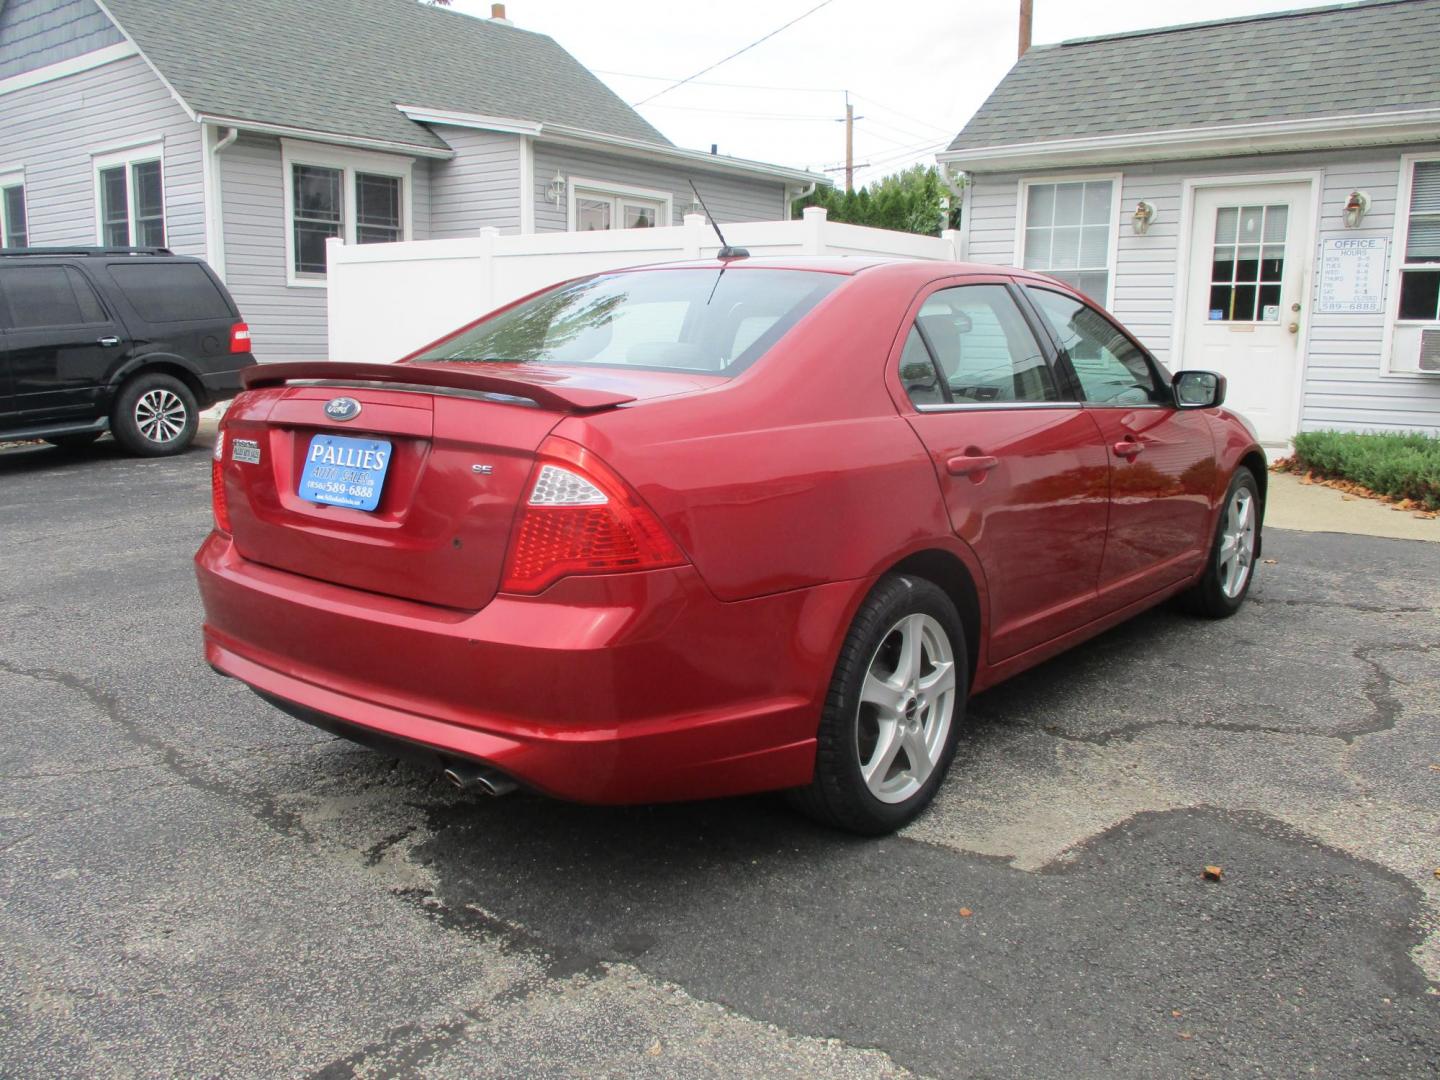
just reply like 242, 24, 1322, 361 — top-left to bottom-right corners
1381, 152, 1440, 378
0, 168, 26, 247
92, 141, 166, 248
566, 176, 673, 232
280, 138, 414, 288
1012, 172, 1122, 306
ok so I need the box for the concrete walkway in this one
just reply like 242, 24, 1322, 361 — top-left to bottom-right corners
1265, 471, 1440, 543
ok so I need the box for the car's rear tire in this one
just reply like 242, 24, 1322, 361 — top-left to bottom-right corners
110, 373, 198, 457
44, 431, 102, 450
1180, 466, 1260, 618
788, 574, 967, 835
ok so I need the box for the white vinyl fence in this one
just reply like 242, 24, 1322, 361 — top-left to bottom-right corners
325, 207, 961, 363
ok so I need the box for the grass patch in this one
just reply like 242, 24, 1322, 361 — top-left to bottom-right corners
1288, 430, 1440, 511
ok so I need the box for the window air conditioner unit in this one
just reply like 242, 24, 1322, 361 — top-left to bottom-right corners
1421, 329, 1440, 373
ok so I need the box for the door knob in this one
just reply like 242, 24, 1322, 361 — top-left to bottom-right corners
946, 454, 999, 477
97, 335, 121, 347
1113, 439, 1145, 458
1287, 322, 1299, 334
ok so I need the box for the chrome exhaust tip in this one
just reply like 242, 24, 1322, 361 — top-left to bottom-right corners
442, 762, 518, 797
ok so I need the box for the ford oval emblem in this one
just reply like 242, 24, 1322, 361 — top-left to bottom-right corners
324, 396, 362, 422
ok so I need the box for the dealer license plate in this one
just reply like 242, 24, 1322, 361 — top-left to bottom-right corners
298, 434, 392, 512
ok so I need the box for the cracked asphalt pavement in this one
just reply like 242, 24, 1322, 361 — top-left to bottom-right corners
2, 434, 1438, 1078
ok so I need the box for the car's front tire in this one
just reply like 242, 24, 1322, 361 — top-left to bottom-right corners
789, 574, 967, 835
1181, 466, 1260, 618
110, 373, 198, 457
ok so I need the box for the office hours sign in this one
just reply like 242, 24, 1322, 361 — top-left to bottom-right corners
1316, 237, 1388, 314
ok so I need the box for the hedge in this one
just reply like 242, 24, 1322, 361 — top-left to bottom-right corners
1290, 430, 1440, 510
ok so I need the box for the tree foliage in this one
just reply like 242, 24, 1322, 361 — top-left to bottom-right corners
794, 164, 962, 236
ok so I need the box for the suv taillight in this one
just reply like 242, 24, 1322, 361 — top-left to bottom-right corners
211, 429, 231, 534
229, 322, 251, 354
500, 436, 685, 594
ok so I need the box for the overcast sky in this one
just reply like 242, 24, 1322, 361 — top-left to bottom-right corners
448, 0, 1311, 187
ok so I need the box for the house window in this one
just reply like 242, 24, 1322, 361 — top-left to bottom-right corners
568, 178, 671, 232
1020, 179, 1116, 304
1, 176, 25, 248
1398, 160, 1440, 322
93, 146, 165, 248
282, 141, 412, 284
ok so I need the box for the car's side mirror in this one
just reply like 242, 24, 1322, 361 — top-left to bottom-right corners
1173, 370, 1226, 409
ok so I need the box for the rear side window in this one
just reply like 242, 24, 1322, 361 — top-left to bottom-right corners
902, 283, 1058, 406
0, 265, 108, 329
108, 262, 233, 323
1025, 287, 1166, 406
413, 268, 843, 376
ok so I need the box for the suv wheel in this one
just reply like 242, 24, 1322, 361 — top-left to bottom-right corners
111, 373, 198, 456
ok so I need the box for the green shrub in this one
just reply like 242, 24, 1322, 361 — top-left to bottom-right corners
1290, 430, 1440, 510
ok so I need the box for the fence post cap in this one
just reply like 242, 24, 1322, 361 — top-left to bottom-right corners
802, 205, 828, 221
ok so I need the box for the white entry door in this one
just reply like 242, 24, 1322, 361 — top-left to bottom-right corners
1182, 181, 1314, 445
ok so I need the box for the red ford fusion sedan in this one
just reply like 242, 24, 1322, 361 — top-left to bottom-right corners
196, 257, 1264, 834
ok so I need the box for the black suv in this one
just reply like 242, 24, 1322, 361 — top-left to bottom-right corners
0, 247, 256, 455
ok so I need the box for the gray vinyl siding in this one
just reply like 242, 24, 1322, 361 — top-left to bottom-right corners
426, 126, 521, 237
0, 0, 123, 80
960, 145, 1440, 436
218, 134, 431, 363
0, 52, 203, 254
532, 143, 787, 231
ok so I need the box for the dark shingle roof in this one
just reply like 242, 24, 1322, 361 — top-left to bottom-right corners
949, 0, 1440, 152
102, 0, 671, 151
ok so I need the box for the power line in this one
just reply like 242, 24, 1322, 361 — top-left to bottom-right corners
597, 69, 845, 94
848, 92, 956, 137
632, 0, 841, 106
641, 102, 837, 121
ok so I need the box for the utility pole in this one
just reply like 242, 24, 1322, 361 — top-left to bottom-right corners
1018, 0, 1033, 58
845, 100, 855, 192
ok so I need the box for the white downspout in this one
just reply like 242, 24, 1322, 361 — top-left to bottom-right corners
205, 124, 239, 278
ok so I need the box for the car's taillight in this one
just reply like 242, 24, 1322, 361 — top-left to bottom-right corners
211, 429, 231, 534
501, 436, 685, 594
229, 322, 251, 354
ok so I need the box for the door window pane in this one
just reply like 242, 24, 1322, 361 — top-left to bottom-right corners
2, 185, 25, 248
0, 266, 107, 328
1207, 203, 1287, 321
293, 164, 342, 274
355, 173, 402, 244
898, 325, 944, 405
1027, 286, 1165, 406
911, 284, 1058, 405
100, 166, 129, 247
1022, 180, 1113, 303
132, 160, 165, 246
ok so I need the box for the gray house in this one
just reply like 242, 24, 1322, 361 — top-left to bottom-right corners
0, 0, 826, 361
940, 0, 1440, 447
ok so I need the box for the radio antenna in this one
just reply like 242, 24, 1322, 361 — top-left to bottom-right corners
687, 180, 749, 260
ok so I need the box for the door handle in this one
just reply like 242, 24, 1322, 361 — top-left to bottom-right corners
97, 336, 121, 347
947, 454, 999, 477
1113, 439, 1145, 459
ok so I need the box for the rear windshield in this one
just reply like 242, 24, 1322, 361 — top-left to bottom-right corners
412, 268, 843, 376
108, 262, 233, 323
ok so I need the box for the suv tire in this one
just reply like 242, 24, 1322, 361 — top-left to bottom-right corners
111, 373, 198, 457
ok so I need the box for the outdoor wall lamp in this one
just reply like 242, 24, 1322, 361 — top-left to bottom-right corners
1343, 190, 1371, 228
1131, 200, 1157, 235
547, 171, 566, 207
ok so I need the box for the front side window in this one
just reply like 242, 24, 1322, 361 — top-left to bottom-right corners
1026, 287, 1166, 406
413, 268, 841, 375
96, 154, 165, 248
1021, 179, 1114, 304
572, 185, 666, 232
0, 266, 107, 329
902, 284, 1058, 406
2, 181, 27, 248
1399, 160, 1440, 322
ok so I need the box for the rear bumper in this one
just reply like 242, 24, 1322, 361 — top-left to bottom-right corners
195, 533, 858, 803
199, 355, 256, 405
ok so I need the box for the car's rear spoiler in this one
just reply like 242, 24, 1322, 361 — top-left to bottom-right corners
242, 362, 636, 412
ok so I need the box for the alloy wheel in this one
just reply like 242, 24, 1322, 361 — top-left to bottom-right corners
856, 612, 958, 804
1217, 485, 1256, 599
134, 388, 188, 444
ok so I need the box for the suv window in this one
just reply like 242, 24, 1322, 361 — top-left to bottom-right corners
902, 284, 1058, 406
0, 266, 107, 329
108, 262, 232, 323
1026, 287, 1167, 406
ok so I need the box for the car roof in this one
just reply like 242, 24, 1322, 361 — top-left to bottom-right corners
608, 255, 1070, 287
